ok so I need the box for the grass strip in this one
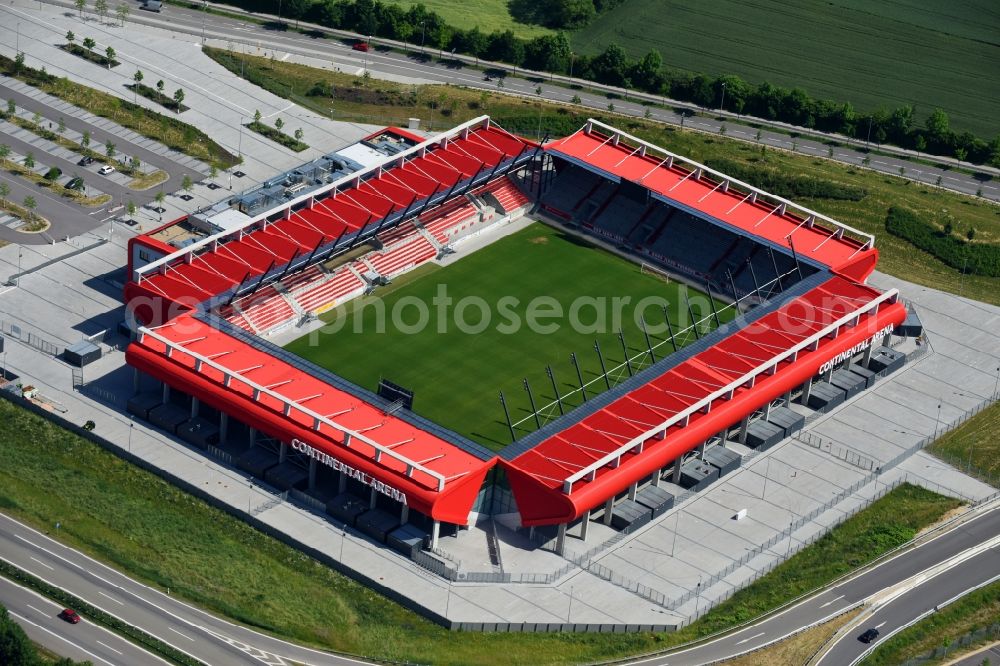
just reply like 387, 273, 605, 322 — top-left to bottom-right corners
0, 394, 965, 665
0, 55, 238, 170
929, 400, 1000, 487
245, 121, 309, 151
0, 157, 110, 207
0, 561, 205, 666
203, 47, 1000, 306
859, 580, 1000, 665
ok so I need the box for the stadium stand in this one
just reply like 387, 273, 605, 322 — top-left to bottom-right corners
377, 219, 419, 248
232, 286, 297, 334
368, 235, 438, 278
418, 197, 479, 245
478, 176, 531, 213
291, 268, 366, 314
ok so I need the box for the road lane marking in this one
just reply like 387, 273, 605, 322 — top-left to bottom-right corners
29, 556, 54, 570
875, 621, 886, 629
27, 603, 46, 615
96, 640, 123, 655
169, 626, 196, 641
736, 631, 766, 645
820, 594, 845, 608
98, 591, 124, 605
8, 610, 116, 666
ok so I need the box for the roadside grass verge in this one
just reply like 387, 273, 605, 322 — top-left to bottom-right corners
0, 55, 238, 170
0, 396, 964, 665
928, 400, 1000, 488
859, 580, 1000, 666
203, 47, 1000, 306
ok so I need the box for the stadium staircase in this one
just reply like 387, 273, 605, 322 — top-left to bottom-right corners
478, 177, 531, 213
417, 197, 479, 245
218, 304, 256, 334
231, 285, 298, 335
290, 266, 366, 314
368, 234, 437, 278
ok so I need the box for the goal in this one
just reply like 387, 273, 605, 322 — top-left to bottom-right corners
640, 262, 672, 283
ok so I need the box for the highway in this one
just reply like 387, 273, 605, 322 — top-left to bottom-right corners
0, 574, 167, 665
632, 503, 1000, 665
0, 512, 369, 666
41, 0, 998, 204
2, 505, 998, 665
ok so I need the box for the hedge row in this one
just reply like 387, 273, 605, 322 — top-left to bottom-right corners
0, 560, 205, 666
885, 206, 1000, 277
704, 157, 868, 201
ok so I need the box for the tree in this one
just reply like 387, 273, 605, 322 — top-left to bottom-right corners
83, 37, 96, 53
485, 30, 524, 65
66, 30, 76, 46
0, 603, 36, 666
154, 189, 165, 207
943, 220, 953, 235
523, 33, 571, 73
31, 111, 41, 126
5, 99, 13, 116
74, 0, 85, 16
126, 200, 137, 218
116, 2, 130, 26
133, 69, 143, 87
172, 88, 185, 113
156, 79, 164, 94
591, 43, 630, 87
967, 227, 976, 241
294, 127, 304, 142
0, 144, 9, 161
283, 0, 309, 27
23, 195, 37, 220
253, 109, 262, 124
955, 147, 968, 162
274, 117, 284, 132
208, 164, 218, 182
755, 129, 762, 143
105, 140, 115, 158
131, 155, 140, 172
105, 46, 116, 67
13, 53, 24, 73
181, 174, 193, 192
0, 182, 9, 206
94, 0, 108, 20
914, 134, 926, 155
81, 130, 91, 150
925, 108, 950, 142
58, 116, 66, 134
23, 152, 35, 169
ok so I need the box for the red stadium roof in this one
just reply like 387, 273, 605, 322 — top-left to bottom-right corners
127, 314, 494, 523
504, 274, 907, 525
544, 120, 878, 280
126, 117, 533, 325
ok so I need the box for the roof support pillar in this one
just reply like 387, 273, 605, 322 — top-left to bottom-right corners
132, 366, 140, 394
161, 381, 170, 404
308, 458, 317, 490
338, 470, 347, 493
862, 340, 876, 367
672, 459, 683, 483
738, 414, 751, 445
369, 486, 377, 509
783, 390, 792, 407
651, 468, 662, 487
697, 441, 706, 458
579, 510, 591, 541
430, 520, 440, 550
400, 504, 409, 525
603, 497, 614, 525
628, 482, 638, 501
763, 400, 773, 420
555, 523, 567, 556
249, 427, 257, 448
279, 441, 288, 463
190, 396, 199, 419
800, 376, 814, 406
219, 412, 228, 444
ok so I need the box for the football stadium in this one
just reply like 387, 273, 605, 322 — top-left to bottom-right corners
122, 115, 915, 561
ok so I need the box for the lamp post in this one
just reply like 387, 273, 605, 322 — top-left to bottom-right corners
420, 21, 426, 51
934, 403, 941, 439
719, 82, 726, 113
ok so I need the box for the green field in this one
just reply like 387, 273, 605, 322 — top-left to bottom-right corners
571, 0, 1000, 137
929, 400, 1000, 486
286, 223, 732, 449
0, 396, 964, 665
383, 0, 554, 39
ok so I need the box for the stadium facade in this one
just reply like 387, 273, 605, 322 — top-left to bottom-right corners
123, 116, 912, 557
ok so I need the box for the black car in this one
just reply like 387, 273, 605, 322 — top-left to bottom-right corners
65, 177, 84, 191
77, 156, 94, 166
858, 628, 880, 643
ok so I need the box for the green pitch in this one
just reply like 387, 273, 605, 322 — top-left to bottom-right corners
285, 222, 733, 450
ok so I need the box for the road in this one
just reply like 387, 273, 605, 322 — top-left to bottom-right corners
0, 170, 97, 241
819, 545, 1000, 665
0, 574, 167, 665
50, 0, 998, 204
0, 512, 370, 666
632, 504, 1000, 665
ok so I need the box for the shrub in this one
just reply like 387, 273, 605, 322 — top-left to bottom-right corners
43, 166, 62, 180
885, 206, 1000, 277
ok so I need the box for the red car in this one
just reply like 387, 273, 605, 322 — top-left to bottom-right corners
59, 608, 81, 624
352, 41, 369, 52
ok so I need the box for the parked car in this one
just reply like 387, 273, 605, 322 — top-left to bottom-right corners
77, 156, 94, 166
65, 177, 84, 191
58, 608, 81, 624
352, 41, 370, 52
140, 0, 162, 11
858, 628, 880, 643
98, 165, 115, 175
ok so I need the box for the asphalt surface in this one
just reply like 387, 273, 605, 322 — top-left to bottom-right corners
951, 641, 1000, 666
819, 545, 1000, 665
0, 170, 97, 241
63, 0, 999, 203
0, 574, 166, 665
632, 504, 1000, 665
0, 512, 370, 666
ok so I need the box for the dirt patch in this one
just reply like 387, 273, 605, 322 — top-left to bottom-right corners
529, 236, 549, 245
916, 505, 967, 538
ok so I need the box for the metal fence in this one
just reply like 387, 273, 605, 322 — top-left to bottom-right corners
0, 319, 62, 356
899, 623, 1000, 666
796, 431, 877, 471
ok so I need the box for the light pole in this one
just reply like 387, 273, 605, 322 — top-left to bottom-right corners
420, 21, 426, 51
695, 578, 702, 618
934, 403, 942, 439
719, 82, 726, 113
127, 418, 134, 452
761, 455, 771, 499
669, 509, 679, 556
567, 585, 573, 622
16, 248, 22, 287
